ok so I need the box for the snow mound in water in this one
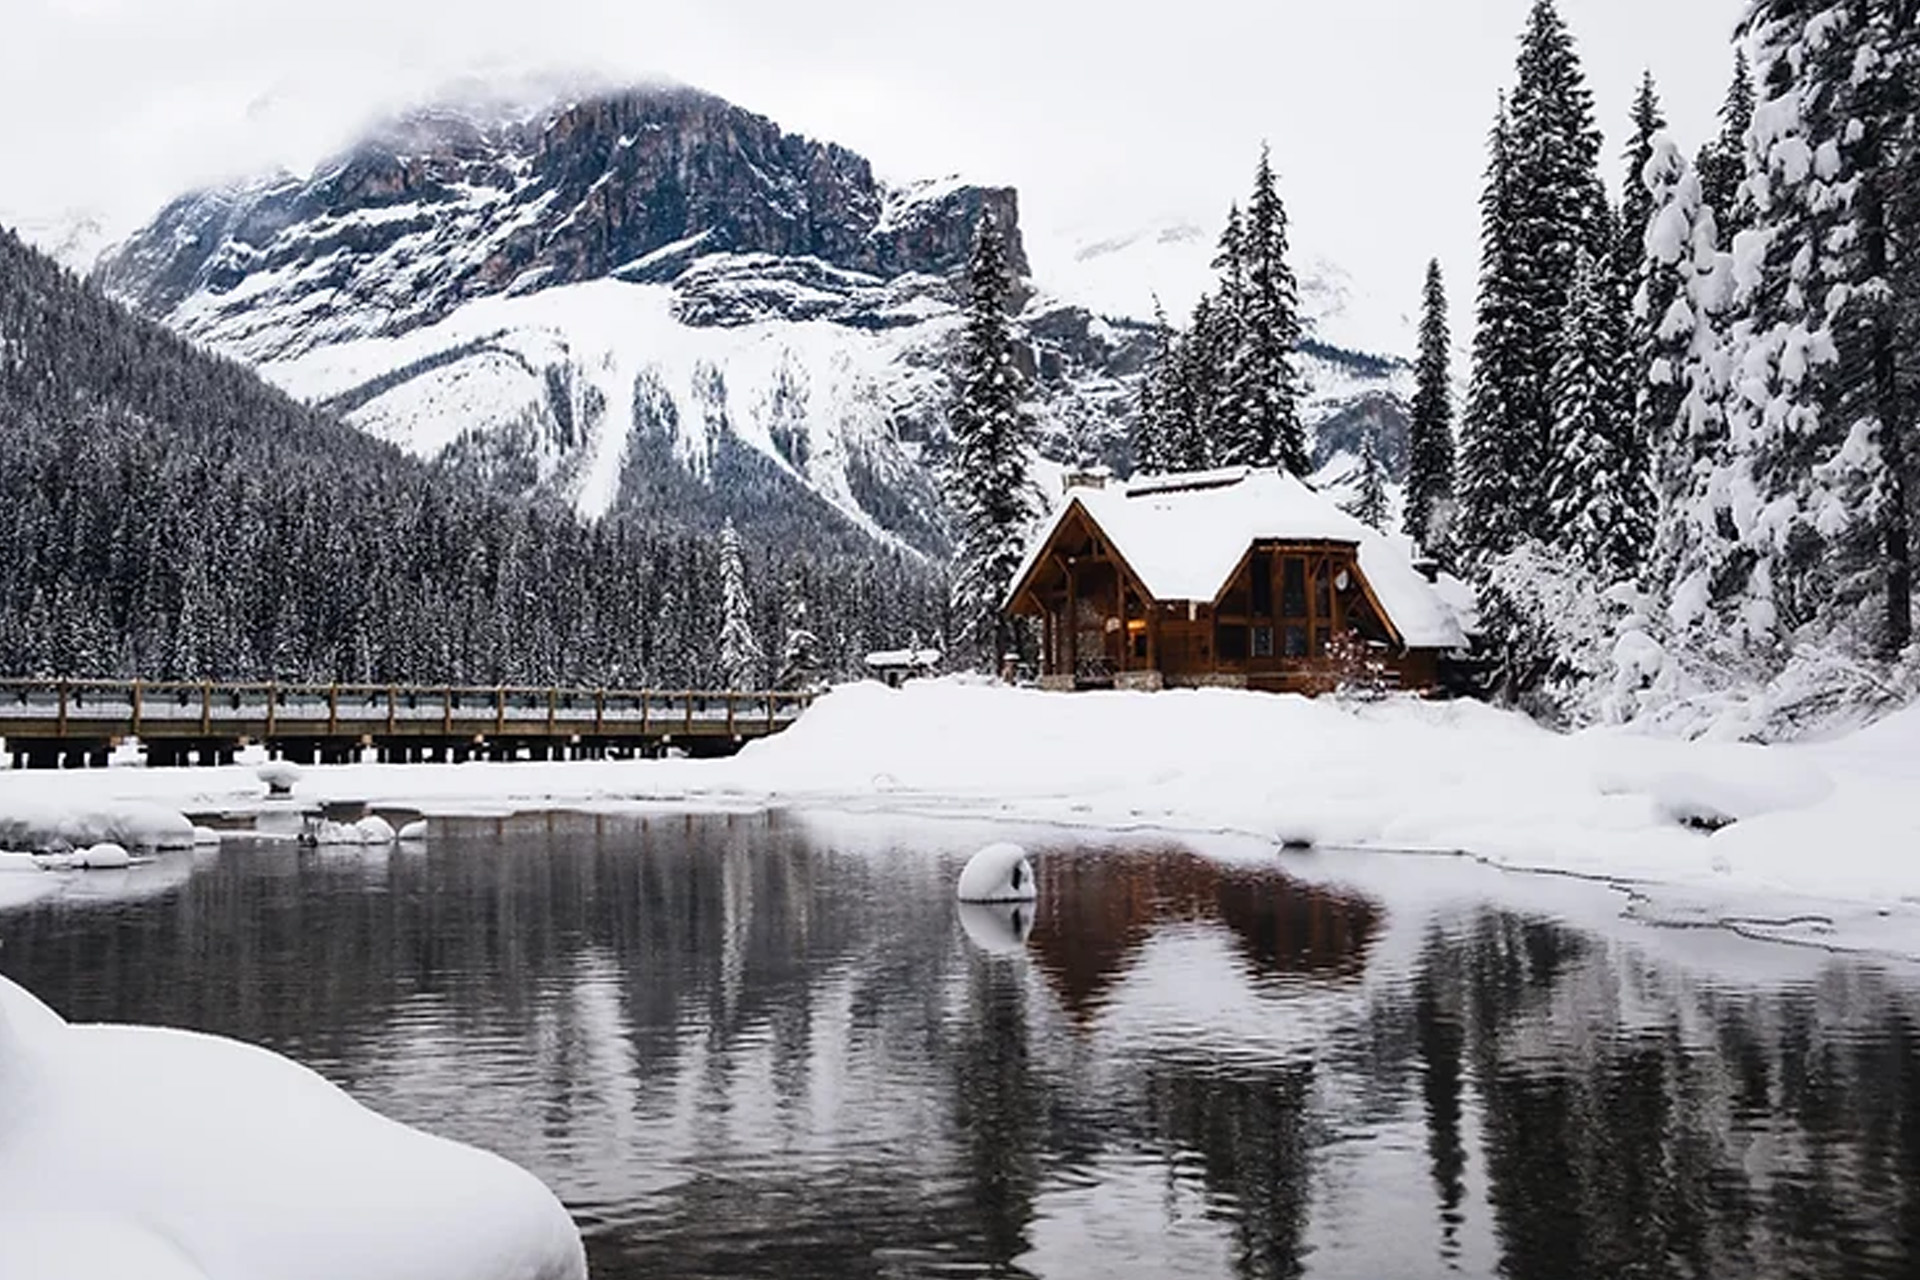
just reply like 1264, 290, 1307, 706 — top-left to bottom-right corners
957, 842, 1037, 903
0, 800, 195, 852
0, 976, 586, 1280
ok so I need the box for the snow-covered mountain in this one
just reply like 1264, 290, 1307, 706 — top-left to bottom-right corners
93, 82, 1408, 553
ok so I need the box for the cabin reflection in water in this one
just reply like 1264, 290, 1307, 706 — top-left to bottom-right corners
1023, 847, 1381, 1023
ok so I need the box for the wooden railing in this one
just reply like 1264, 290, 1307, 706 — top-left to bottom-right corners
0, 679, 818, 742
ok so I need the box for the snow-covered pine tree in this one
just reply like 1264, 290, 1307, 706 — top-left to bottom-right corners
1169, 297, 1220, 471
717, 518, 762, 689
1618, 71, 1669, 297
1221, 145, 1307, 473
1405, 259, 1457, 553
1347, 429, 1390, 531
778, 596, 824, 691
1545, 249, 1641, 578
1714, 0, 1908, 654
1131, 299, 1177, 474
1458, 98, 1536, 559
945, 210, 1037, 671
1505, 0, 1608, 540
1640, 135, 1740, 646
1695, 48, 1757, 238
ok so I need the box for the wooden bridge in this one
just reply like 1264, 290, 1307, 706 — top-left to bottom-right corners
0, 679, 818, 769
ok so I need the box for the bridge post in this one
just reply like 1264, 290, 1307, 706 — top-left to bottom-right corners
56, 680, 68, 738
132, 679, 143, 738
594, 690, 605, 737
200, 682, 211, 736
727, 694, 736, 738
494, 688, 505, 737
387, 686, 397, 736
327, 684, 339, 737
266, 682, 277, 739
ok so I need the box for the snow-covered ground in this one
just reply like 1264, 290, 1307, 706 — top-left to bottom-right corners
3, 680, 1916, 955
0, 976, 586, 1280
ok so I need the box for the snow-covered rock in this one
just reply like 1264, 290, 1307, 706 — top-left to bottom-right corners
0, 975, 586, 1280
192, 826, 223, 846
397, 819, 429, 842
956, 842, 1038, 903
257, 761, 303, 797
75, 841, 131, 870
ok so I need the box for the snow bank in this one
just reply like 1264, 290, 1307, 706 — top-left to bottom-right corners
733, 682, 1863, 905
0, 799, 195, 852
0, 976, 586, 1280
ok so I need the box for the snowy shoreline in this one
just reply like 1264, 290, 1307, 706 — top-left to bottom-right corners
4, 679, 1918, 950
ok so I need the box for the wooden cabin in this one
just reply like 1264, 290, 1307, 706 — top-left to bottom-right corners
1004, 466, 1467, 694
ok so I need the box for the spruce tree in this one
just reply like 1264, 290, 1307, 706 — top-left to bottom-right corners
1718, 0, 1908, 653
717, 518, 762, 688
1405, 259, 1456, 552
1695, 49, 1756, 236
1545, 250, 1641, 578
1131, 299, 1176, 474
1618, 71, 1668, 294
1221, 145, 1307, 473
1641, 135, 1739, 643
945, 211, 1037, 670
1347, 429, 1390, 531
1458, 98, 1535, 558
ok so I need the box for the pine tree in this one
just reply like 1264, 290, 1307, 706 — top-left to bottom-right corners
1695, 49, 1756, 236
945, 211, 1037, 670
1641, 135, 1739, 642
1716, 0, 1908, 653
1619, 72, 1668, 294
716, 518, 762, 689
1458, 98, 1535, 558
1405, 259, 1456, 552
1347, 429, 1390, 531
1221, 145, 1307, 473
1131, 299, 1176, 474
1545, 250, 1642, 578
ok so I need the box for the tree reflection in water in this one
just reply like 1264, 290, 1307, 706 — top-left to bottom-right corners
1, 813, 1917, 1280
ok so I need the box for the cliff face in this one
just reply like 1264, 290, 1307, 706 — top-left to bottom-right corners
95, 85, 1027, 363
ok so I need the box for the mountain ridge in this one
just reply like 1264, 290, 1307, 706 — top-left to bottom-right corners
92, 80, 1410, 550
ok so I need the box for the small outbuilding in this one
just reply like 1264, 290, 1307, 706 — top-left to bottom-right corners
1003, 466, 1467, 694
864, 648, 942, 689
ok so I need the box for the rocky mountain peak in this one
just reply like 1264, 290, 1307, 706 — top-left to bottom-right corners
94, 83, 1025, 362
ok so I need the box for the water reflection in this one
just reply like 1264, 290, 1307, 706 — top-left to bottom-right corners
0, 812, 1916, 1280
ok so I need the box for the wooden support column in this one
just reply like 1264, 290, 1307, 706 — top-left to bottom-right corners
1065, 560, 1078, 682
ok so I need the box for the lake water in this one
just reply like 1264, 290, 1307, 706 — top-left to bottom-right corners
2, 809, 1918, 1279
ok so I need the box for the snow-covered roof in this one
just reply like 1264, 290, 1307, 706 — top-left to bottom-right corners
1009, 467, 1467, 651
865, 648, 941, 670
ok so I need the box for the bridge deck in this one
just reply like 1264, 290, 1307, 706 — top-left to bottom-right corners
0, 680, 817, 768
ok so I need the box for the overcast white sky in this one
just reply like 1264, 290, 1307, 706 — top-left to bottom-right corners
5, 0, 1744, 351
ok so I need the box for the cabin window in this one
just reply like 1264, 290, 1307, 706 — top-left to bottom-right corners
1216, 624, 1249, 662
1284, 625, 1309, 658
1252, 626, 1274, 658
1251, 553, 1274, 617
1133, 633, 1148, 660
1314, 560, 1334, 620
1282, 557, 1308, 618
